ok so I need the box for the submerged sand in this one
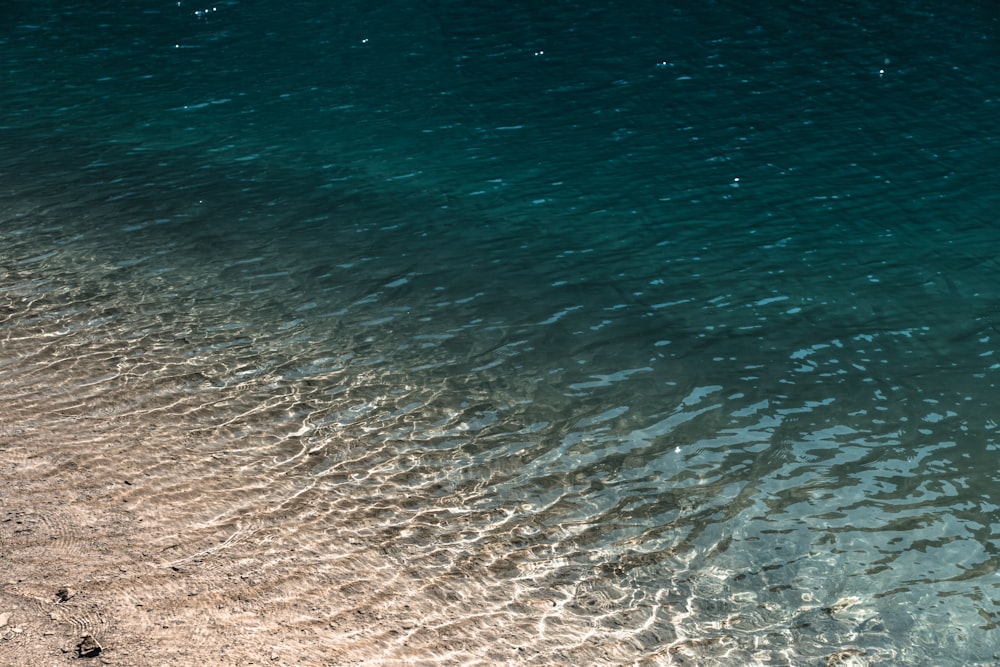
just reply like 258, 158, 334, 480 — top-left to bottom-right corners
0, 365, 640, 666
0, 284, 635, 666
0, 188, 642, 666
1, 418, 395, 666
1, 184, 900, 667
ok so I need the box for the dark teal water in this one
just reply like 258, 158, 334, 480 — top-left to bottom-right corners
3, 1, 1000, 664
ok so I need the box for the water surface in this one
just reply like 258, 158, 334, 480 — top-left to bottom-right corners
3, 1, 1000, 664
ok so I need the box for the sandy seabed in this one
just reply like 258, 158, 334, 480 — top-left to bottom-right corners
0, 185, 651, 666
0, 267, 637, 667
0, 349, 641, 667
1, 414, 406, 666
0, 290, 546, 666
0, 183, 891, 667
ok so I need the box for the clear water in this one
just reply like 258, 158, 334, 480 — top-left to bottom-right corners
3, 1, 1000, 664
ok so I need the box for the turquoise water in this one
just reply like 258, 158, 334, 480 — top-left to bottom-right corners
3, 1, 1000, 663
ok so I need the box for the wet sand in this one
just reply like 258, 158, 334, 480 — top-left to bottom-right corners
0, 346, 644, 666
1, 408, 402, 665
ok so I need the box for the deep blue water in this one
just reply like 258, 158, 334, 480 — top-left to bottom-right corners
3, 1, 1000, 664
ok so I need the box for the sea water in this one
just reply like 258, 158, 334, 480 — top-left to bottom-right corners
2, 1, 1000, 664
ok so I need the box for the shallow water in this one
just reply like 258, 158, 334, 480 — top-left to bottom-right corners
3, 1, 1000, 664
